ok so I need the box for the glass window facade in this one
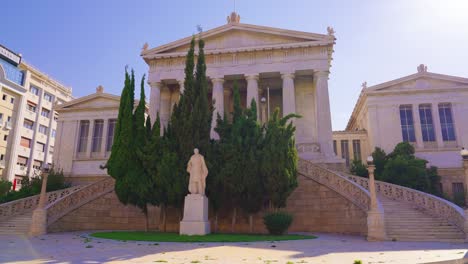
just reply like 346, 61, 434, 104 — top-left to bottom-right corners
419, 104, 435, 142
0, 58, 24, 85
399, 105, 416, 142
438, 103, 456, 141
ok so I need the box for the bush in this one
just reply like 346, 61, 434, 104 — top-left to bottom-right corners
0, 179, 12, 197
350, 160, 368, 178
263, 211, 293, 235
452, 191, 466, 208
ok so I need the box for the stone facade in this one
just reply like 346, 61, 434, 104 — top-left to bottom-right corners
335, 65, 468, 198
142, 12, 341, 164
49, 174, 367, 235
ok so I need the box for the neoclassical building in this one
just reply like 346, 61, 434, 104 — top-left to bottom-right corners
141, 12, 340, 164
334, 64, 468, 197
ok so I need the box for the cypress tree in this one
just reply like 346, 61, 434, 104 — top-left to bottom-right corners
260, 109, 300, 208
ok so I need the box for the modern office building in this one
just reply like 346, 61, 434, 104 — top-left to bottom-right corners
0, 44, 73, 189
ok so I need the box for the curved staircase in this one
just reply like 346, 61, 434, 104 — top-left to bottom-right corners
379, 195, 465, 242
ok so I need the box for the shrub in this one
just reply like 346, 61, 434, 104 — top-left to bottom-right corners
263, 211, 293, 235
0, 179, 12, 197
46, 168, 70, 192
452, 191, 466, 208
350, 160, 368, 178
353, 260, 363, 264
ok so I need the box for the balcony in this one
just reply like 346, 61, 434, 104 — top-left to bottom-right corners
24, 109, 37, 120
5, 121, 12, 130
15, 164, 27, 176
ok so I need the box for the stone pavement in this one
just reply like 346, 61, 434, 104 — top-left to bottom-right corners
0, 232, 467, 264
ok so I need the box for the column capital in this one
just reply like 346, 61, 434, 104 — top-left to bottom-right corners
211, 77, 225, 84
314, 70, 330, 78
245, 74, 259, 81
148, 81, 163, 88
281, 72, 295, 79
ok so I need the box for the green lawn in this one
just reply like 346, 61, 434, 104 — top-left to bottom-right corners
90, 231, 316, 242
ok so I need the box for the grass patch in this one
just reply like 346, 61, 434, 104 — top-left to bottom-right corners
90, 231, 315, 243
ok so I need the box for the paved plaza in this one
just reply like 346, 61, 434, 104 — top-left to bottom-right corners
0, 232, 467, 264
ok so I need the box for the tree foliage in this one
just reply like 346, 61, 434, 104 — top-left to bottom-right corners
370, 142, 441, 196
350, 159, 369, 178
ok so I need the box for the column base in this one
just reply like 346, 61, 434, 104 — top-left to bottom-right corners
367, 209, 387, 242
30, 208, 47, 237
180, 194, 211, 236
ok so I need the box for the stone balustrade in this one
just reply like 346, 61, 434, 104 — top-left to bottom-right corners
298, 159, 377, 212
344, 173, 466, 233
46, 177, 115, 226
0, 185, 84, 220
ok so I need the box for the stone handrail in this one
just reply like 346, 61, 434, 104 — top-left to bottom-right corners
298, 159, 375, 212
343, 173, 466, 232
0, 185, 85, 220
46, 177, 115, 226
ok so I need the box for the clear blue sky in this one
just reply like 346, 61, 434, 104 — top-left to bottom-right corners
2, 0, 468, 130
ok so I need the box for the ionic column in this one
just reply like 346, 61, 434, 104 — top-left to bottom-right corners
149, 81, 162, 123
432, 103, 444, 148
86, 120, 95, 158
246, 74, 259, 115
100, 119, 109, 157
412, 104, 424, 149
314, 70, 334, 157
281, 72, 296, 117
211, 78, 224, 139
160, 85, 172, 132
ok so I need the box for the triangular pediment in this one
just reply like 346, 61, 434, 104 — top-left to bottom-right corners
142, 22, 333, 59
368, 71, 468, 93
56, 93, 121, 111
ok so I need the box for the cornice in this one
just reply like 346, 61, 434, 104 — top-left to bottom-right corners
20, 61, 73, 96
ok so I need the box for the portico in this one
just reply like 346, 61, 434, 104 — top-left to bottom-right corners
142, 12, 340, 163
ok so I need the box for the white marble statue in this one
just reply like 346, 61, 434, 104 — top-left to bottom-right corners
186, 148, 208, 195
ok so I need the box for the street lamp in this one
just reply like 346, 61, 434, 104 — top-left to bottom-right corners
366, 155, 386, 241
260, 96, 267, 124
30, 163, 51, 236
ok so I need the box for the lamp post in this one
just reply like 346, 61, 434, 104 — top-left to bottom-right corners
461, 148, 468, 206
461, 148, 468, 242
30, 164, 50, 236
366, 155, 386, 241
367, 156, 378, 210
260, 96, 267, 125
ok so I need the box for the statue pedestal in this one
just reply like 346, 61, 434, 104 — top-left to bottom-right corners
180, 194, 210, 235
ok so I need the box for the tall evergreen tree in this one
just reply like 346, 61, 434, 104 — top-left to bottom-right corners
260, 108, 300, 208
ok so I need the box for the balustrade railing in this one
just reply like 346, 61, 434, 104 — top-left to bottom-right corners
298, 159, 378, 212
0, 185, 85, 220
46, 177, 115, 225
343, 173, 466, 232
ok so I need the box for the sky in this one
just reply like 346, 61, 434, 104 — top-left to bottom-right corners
2, 0, 468, 130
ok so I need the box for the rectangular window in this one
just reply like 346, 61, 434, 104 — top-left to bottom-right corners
44, 93, 53, 102
452, 182, 464, 195
333, 140, 337, 155
419, 104, 436, 142
37, 142, 45, 152
106, 119, 117, 152
23, 119, 34, 130
33, 160, 42, 170
77, 120, 90, 153
20, 137, 31, 148
27, 101, 37, 112
17, 156, 28, 166
2, 94, 6, 101
438, 103, 456, 141
10, 97, 14, 104
352, 139, 361, 161
41, 108, 50, 118
51, 129, 56, 138
49, 145, 54, 154
341, 140, 350, 167
91, 120, 104, 152
30, 85, 39, 96
39, 125, 48, 135
399, 105, 416, 142
0, 154, 4, 160
0, 113, 3, 120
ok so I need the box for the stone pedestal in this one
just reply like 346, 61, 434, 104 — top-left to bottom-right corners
30, 208, 47, 236
367, 209, 386, 241
180, 194, 210, 235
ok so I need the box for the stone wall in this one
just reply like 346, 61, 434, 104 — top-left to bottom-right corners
49, 174, 367, 235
